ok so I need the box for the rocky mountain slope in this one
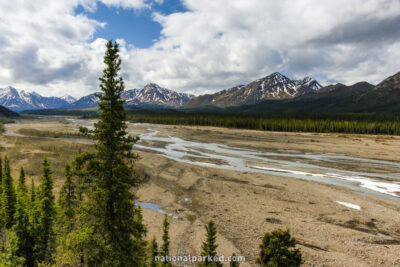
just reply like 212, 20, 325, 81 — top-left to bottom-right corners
0, 87, 70, 111
185, 72, 322, 108
229, 72, 400, 115
60, 95, 77, 104
69, 84, 195, 109
123, 83, 194, 108
0, 84, 194, 111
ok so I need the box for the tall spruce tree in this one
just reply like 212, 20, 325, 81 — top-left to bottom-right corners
0, 157, 16, 229
132, 205, 147, 264
28, 178, 36, 236
7, 167, 34, 266
148, 237, 159, 267
55, 164, 78, 265
160, 214, 171, 267
57, 164, 76, 231
17, 168, 27, 194
29, 179, 35, 206
73, 40, 146, 266
34, 158, 56, 264
0, 157, 3, 195
198, 220, 222, 267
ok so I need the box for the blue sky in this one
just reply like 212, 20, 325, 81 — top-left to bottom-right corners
76, 0, 186, 48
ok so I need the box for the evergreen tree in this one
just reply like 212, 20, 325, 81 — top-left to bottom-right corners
17, 168, 27, 194
70, 40, 146, 266
70, 152, 96, 202
0, 157, 3, 196
148, 237, 159, 267
5, 230, 26, 266
27, 178, 37, 263
198, 220, 222, 267
57, 164, 76, 232
34, 158, 56, 264
0, 157, 16, 229
55, 164, 78, 264
230, 253, 240, 267
7, 167, 34, 266
160, 214, 171, 267
30, 179, 36, 206
28, 178, 36, 236
132, 205, 147, 265
257, 229, 302, 267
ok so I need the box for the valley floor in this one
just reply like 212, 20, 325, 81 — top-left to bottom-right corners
2, 116, 400, 266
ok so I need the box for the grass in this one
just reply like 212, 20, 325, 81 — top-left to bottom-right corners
17, 128, 87, 138
0, 135, 94, 195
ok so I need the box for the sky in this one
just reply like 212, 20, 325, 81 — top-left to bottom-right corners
0, 0, 399, 98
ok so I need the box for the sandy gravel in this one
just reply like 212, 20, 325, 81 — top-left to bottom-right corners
4, 117, 400, 266
131, 125, 400, 267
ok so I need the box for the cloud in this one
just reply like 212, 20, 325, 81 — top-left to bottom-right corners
97, 0, 153, 10
0, 0, 399, 97
120, 0, 400, 94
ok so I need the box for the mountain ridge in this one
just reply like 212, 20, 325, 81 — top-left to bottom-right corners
3, 71, 399, 114
185, 72, 322, 108
0, 84, 195, 112
0, 86, 70, 112
225, 72, 400, 115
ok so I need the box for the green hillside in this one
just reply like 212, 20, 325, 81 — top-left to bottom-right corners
0, 105, 19, 117
229, 72, 400, 115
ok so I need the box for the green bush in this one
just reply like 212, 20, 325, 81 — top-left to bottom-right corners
257, 229, 302, 267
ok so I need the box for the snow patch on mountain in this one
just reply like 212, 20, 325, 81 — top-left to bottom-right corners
60, 95, 77, 104
0, 87, 70, 111
185, 72, 323, 107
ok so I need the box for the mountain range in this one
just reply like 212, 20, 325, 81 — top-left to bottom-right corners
185, 72, 322, 108
1, 71, 399, 115
225, 72, 400, 115
0, 84, 195, 112
0, 87, 72, 112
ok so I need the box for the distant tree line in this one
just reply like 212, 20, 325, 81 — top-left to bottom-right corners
127, 113, 400, 135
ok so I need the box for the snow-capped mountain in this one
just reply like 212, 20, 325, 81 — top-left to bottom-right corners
124, 84, 194, 108
0, 74, 321, 111
68, 93, 99, 108
121, 88, 141, 102
0, 86, 69, 111
0, 83, 194, 111
66, 84, 194, 109
60, 95, 76, 104
294, 77, 323, 91
185, 72, 323, 108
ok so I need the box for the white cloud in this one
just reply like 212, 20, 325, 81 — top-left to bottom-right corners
120, 0, 400, 94
98, 0, 150, 10
0, 0, 399, 97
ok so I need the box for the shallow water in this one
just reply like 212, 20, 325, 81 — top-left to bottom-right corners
135, 202, 163, 212
134, 127, 400, 202
135, 201, 179, 219
8, 117, 400, 202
